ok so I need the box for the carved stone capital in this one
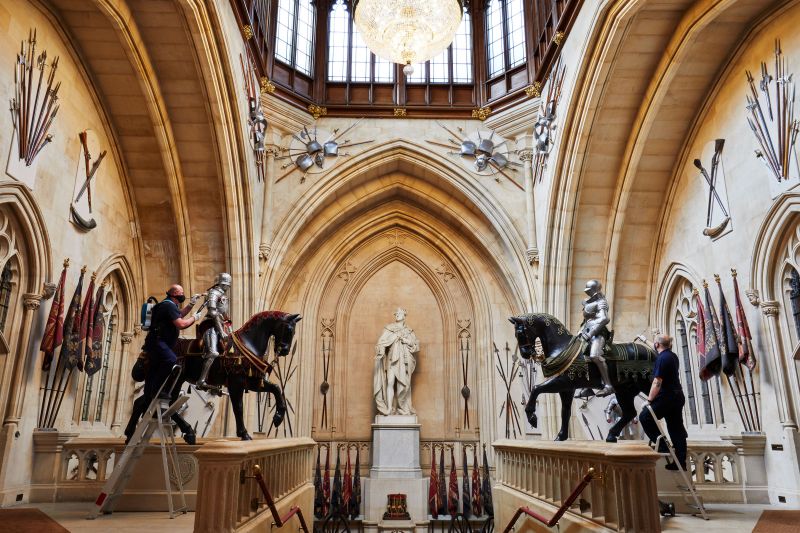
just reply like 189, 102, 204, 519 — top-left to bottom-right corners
258, 243, 271, 261
745, 289, 760, 306
518, 149, 534, 162
526, 247, 539, 265
760, 300, 780, 317
22, 293, 41, 311
121, 332, 134, 345
41, 282, 57, 300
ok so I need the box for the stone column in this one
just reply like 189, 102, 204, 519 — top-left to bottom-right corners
258, 145, 280, 267
759, 300, 797, 428
4, 293, 42, 424
111, 331, 135, 432
518, 149, 539, 264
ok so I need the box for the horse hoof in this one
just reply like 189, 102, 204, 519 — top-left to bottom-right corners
554, 433, 568, 442
605, 435, 618, 443
527, 414, 538, 428
239, 432, 252, 441
273, 412, 285, 427
183, 432, 197, 445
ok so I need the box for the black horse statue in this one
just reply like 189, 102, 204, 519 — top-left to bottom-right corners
125, 311, 302, 442
509, 313, 656, 442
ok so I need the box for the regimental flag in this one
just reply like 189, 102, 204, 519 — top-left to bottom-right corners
78, 274, 95, 370
342, 448, 352, 513
694, 289, 707, 369
322, 445, 331, 517
350, 446, 361, 519
732, 272, 757, 370
314, 447, 324, 518
481, 446, 493, 517
715, 276, 740, 376
63, 268, 86, 371
700, 282, 722, 380
84, 285, 105, 376
461, 446, 471, 518
428, 447, 438, 518
437, 446, 447, 516
331, 448, 342, 514
471, 447, 481, 517
448, 448, 458, 516
40, 262, 67, 371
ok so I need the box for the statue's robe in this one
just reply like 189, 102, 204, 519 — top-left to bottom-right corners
374, 323, 420, 415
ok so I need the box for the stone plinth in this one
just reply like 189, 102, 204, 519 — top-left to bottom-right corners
370, 415, 422, 479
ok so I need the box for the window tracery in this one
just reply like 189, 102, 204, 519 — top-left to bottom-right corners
780, 223, 800, 345
0, 264, 13, 334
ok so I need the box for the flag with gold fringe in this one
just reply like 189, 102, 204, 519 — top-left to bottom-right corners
63, 267, 86, 371
350, 446, 361, 519
699, 282, 722, 381
342, 447, 352, 514
331, 448, 342, 514
322, 444, 331, 517
40, 260, 67, 371
84, 284, 105, 376
461, 446, 471, 518
481, 445, 493, 517
314, 446, 324, 518
437, 446, 447, 515
428, 447, 438, 517
448, 447, 458, 516
471, 447, 481, 516
715, 275, 739, 376
732, 271, 756, 370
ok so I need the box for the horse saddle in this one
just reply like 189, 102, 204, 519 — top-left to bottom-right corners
178, 320, 233, 357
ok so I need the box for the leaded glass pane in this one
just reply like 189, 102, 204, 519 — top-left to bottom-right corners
374, 55, 394, 83
274, 0, 296, 67
0, 264, 12, 333
406, 63, 426, 84
350, 27, 371, 82
327, 0, 349, 81
506, 0, 526, 68
452, 12, 472, 83
678, 320, 699, 425
486, 0, 505, 77
95, 313, 116, 422
430, 48, 449, 84
294, 0, 316, 75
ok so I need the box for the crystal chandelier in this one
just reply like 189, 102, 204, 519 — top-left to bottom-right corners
353, 0, 464, 76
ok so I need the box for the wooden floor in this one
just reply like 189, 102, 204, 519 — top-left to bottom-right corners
10, 502, 781, 532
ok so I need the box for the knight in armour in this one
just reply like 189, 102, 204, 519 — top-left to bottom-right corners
197, 272, 233, 393
580, 279, 614, 397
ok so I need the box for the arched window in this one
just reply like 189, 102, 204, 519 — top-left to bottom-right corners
485, 0, 526, 79
676, 318, 698, 425
0, 263, 13, 333
275, 0, 316, 76
94, 311, 117, 422
326, 0, 394, 83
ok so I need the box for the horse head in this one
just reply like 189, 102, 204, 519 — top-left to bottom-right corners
508, 313, 572, 361
273, 313, 302, 356
235, 311, 302, 359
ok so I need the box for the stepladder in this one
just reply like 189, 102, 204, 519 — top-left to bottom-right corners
88, 365, 190, 519
643, 403, 709, 520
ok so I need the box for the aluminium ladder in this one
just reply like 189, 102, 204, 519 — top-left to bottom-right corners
88, 366, 189, 519
643, 403, 709, 520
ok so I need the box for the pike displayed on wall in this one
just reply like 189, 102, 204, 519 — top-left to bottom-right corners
9, 29, 61, 167
745, 39, 800, 186
532, 57, 566, 183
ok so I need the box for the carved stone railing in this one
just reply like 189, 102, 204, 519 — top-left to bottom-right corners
657, 434, 768, 507
493, 439, 661, 532
30, 431, 201, 509
194, 437, 315, 533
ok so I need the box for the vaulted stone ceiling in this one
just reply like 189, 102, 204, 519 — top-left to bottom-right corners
38, 0, 235, 297
548, 0, 787, 335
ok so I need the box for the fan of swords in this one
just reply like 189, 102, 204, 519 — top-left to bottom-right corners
693, 139, 729, 238
277, 119, 373, 182
745, 39, 800, 183
427, 123, 522, 188
9, 29, 61, 167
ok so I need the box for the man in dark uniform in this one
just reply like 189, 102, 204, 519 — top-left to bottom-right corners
124, 284, 200, 444
144, 284, 201, 402
639, 334, 688, 470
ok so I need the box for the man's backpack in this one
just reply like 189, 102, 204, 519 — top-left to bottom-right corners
140, 296, 159, 331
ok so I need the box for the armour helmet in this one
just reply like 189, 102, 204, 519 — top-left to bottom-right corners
215, 272, 232, 289
584, 279, 602, 298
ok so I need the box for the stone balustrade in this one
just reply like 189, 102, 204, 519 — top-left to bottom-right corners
194, 437, 315, 533
30, 431, 202, 510
493, 439, 661, 532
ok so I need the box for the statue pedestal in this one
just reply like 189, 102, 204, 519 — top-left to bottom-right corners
370, 415, 422, 479
364, 415, 427, 532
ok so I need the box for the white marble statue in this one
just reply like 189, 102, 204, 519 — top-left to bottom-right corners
374, 308, 420, 416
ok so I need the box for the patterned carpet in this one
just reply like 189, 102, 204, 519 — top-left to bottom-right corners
752, 510, 800, 532
0, 508, 70, 532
